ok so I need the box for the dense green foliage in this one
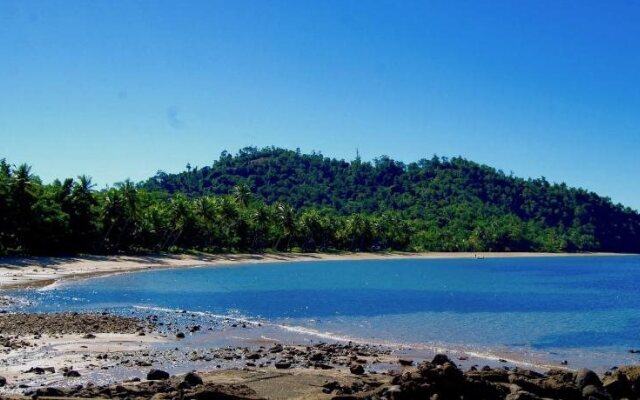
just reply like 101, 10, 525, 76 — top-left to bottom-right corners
1, 148, 639, 255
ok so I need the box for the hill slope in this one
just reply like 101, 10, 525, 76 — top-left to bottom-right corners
2, 148, 638, 255
141, 147, 640, 253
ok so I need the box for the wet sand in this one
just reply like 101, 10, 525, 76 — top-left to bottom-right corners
0, 312, 638, 399
0, 312, 404, 397
0, 311, 565, 395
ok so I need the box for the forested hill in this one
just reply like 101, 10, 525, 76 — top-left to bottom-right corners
2, 148, 639, 256
141, 147, 640, 253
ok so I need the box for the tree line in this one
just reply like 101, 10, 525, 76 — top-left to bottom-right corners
1, 148, 639, 256
143, 147, 640, 253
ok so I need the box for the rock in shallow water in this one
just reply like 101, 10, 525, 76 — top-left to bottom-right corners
147, 369, 170, 380
63, 370, 81, 378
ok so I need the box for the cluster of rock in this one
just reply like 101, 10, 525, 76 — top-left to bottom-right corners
22, 372, 260, 400
377, 354, 640, 400
182, 342, 390, 371
3, 354, 640, 399
2, 341, 391, 392
0, 335, 32, 353
321, 378, 385, 396
0, 312, 152, 335
0, 296, 28, 311
2, 308, 639, 400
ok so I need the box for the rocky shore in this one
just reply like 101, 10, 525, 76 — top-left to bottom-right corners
1, 354, 639, 399
0, 313, 639, 399
382, 354, 640, 400
0, 312, 152, 336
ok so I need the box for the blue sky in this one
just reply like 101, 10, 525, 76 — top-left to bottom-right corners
1, 0, 639, 210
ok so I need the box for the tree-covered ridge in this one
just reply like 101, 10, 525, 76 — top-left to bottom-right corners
1, 148, 638, 256
142, 147, 640, 253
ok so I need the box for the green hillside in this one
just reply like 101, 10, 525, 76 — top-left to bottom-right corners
141, 147, 639, 253
1, 147, 638, 255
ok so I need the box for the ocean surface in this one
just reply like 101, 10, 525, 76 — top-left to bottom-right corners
9, 256, 640, 370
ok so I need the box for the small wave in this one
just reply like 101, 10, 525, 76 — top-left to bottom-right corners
37, 279, 64, 291
133, 305, 354, 341
133, 305, 263, 326
37, 268, 161, 291
0, 294, 33, 308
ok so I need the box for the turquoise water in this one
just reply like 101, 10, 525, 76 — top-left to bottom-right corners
10, 256, 640, 369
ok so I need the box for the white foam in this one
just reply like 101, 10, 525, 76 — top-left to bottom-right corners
131, 305, 565, 371
37, 270, 133, 291
133, 305, 262, 326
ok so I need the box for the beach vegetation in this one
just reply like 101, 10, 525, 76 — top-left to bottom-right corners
0, 148, 639, 255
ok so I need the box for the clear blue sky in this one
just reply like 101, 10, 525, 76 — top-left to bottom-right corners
1, 0, 639, 210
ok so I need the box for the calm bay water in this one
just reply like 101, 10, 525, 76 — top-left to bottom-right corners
10, 256, 640, 370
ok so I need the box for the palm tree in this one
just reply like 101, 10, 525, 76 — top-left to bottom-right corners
101, 188, 124, 250
137, 202, 170, 251
249, 204, 271, 250
298, 209, 326, 251
76, 175, 96, 194
11, 164, 35, 207
344, 214, 374, 251
232, 183, 253, 208
273, 202, 295, 250
70, 175, 98, 251
217, 196, 241, 249
109, 179, 139, 250
11, 164, 36, 248
193, 196, 217, 248
165, 194, 194, 248
117, 179, 138, 222
0, 160, 11, 253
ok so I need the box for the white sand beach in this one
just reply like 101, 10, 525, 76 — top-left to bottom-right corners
0, 251, 626, 290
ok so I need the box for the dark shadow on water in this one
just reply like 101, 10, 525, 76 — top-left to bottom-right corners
531, 317, 640, 349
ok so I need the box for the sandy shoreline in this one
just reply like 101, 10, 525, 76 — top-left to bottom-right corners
0, 251, 629, 290
0, 254, 638, 398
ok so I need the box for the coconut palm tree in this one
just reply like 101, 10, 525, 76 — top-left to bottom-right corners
101, 188, 124, 250
69, 175, 98, 251
11, 164, 36, 249
106, 179, 139, 250
273, 202, 295, 250
249, 203, 272, 250
232, 183, 252, 208
164, 194, 195, 248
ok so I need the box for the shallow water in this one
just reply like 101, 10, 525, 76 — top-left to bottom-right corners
9, 256, 640, 370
